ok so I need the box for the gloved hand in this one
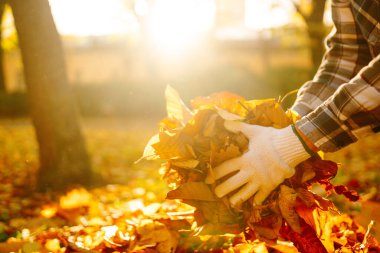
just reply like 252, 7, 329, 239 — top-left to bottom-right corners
207, 121, 312, 207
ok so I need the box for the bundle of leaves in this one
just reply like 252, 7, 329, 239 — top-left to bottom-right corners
142, 87, 372, 253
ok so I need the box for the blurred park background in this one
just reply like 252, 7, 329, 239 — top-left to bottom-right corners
0, 0, 379, 233
0, 0, 329, 117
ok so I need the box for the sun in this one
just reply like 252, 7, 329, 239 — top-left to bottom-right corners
49, 0, 215, 55
147, 0, 215, 54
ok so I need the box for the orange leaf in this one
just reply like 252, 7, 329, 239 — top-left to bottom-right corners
278, 185, 301, 233
166, 182, 216, 201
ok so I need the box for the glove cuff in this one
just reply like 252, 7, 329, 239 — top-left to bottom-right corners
273, 125, 311, 168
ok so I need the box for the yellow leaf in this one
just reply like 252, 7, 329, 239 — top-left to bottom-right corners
136, 219, 179, 253
202, 113, 219, 137
156, 230, 179, 253
40, 205, 58, 218
142, 203, 162, 215
215, 107, 245, 121
22, 242, 42, 253
60, 188, 92, 209
210, 143, 242, 168
167, 182, 216, 201
185, 199, 242, 225
191, 91, 247, 116
165, 85, 193, 124
45, 239, 61, 252
268, 241, 299, 253
182, 109, 216, 136
171, 159, 199, 169
152, 130, 194, 159
286, 109, 301, 123
235, 241, 279, 253
245, 99, 292, 128
139, 134, 160, 161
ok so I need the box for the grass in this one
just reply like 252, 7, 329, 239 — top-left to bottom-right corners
1, 116, 379, 188
0, 117, 168, 198
1, 117, 379, 195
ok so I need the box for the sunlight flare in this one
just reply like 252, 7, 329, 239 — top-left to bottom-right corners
245, 0, 293, 30
148, 0, 215, 53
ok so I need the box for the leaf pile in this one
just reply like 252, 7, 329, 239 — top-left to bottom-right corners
143, 87, 377, 253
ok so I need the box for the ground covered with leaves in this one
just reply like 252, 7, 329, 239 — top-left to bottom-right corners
0, 90, 379, 252
0, 185, 378, 253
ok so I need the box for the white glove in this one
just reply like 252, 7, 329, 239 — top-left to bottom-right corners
208, 121, 311, 207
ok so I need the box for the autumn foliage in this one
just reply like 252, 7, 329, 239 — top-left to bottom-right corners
0, 87, 379, 253
142, 86, 379, 252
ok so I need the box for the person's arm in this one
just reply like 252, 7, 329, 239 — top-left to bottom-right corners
210, 1, 380, 207
295, 54, 380, 152
292, 1, 373, 117
210, 59, 380, 207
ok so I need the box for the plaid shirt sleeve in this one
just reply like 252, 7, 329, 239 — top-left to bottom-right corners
293, 0, 380, 152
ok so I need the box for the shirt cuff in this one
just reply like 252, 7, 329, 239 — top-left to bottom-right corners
291, 103, 313, 118
294, 103, 357, 153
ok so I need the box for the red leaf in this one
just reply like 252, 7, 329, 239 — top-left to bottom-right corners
319, 180, 360, 202
280, 220, 328, 253
333, 185, 360, 201
295, 200, 317, 232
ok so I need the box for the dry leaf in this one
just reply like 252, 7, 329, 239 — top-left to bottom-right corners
171, 159, 199, 169
165, 85, 193, 124
278, 185, 301, 233
139, 134, 160, 161
166, 182, 216, 201
60, 188, 92, 209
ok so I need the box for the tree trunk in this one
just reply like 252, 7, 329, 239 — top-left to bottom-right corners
8, 0, 93, 192
306, 0, 327, 70
293, 0, 328, 71
0, 1, 6, 92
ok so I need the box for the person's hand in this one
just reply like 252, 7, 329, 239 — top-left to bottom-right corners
207, 121, 312, 207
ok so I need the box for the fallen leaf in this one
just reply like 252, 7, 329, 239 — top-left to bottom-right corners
60, 188, 92, 209
166, 182, 216, 201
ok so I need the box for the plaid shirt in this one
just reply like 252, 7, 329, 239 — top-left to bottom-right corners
292, 0, 380, 152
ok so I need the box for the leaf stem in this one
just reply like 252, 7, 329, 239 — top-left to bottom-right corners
238, 101, 249, 112
279, 89, 299, 106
